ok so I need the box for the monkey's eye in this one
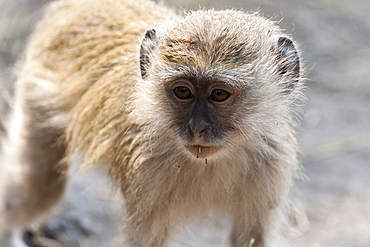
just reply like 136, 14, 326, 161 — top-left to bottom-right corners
173, 86, 193, 100
210, 89, 231, 102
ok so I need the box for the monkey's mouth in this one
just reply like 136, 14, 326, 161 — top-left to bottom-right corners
185, 145, 221, 159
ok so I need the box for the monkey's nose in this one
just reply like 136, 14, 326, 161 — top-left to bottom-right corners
189, 120, 208, 138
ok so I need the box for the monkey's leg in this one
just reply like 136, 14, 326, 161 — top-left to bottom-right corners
229, 213, 265, 247
124, 201, 172, 247
0, 90, 67, 246
229, 175, 287, 247
229, 207, 283, 247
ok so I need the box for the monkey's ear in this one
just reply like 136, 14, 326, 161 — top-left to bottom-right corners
275, 36, 300, 93
140, 28, 158, 78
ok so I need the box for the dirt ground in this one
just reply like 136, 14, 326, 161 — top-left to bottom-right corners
1, 0, 370, 246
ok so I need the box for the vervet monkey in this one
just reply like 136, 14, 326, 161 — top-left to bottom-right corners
0, 0, 304, 246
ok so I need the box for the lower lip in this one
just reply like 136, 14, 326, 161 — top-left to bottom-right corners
185, 145, 221, 158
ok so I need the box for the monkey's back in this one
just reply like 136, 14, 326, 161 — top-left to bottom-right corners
16, 0, 175, 166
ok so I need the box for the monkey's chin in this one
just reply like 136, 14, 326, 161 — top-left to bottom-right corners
185, 145, 222, 159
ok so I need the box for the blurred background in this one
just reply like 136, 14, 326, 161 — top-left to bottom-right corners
1, 0, 370, 246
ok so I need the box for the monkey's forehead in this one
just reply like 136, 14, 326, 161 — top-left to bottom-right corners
164, 10, 283, 42
156, 10, 284, 67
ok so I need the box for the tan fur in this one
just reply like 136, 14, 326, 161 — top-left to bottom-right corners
0, 0, 304, 246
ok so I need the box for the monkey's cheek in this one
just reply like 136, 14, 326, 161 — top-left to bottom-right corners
185, 145, 222, 159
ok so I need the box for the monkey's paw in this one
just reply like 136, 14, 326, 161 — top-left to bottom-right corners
24, 215, 94, 247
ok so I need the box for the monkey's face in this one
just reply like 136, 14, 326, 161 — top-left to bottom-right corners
164, 78, 242, 158
137, 11, 301, 160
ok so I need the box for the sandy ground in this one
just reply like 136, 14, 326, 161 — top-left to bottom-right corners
1, 0, 370, 246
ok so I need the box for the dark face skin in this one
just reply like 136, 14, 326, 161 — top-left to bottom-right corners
164, 78, 241, 158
